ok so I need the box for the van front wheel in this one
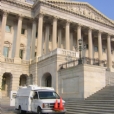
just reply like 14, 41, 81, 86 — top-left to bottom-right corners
37, 107, 42, 114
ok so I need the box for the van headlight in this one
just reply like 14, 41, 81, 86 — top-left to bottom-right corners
43, 103, 50, 108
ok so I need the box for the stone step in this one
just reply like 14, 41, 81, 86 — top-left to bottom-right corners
66, 104, 114, 109
66, 108, 114, 113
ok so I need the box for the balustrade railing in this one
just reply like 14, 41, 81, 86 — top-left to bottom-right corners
60, 57, 107, 69
21, 60, 30, 64
4, 58, 14, 63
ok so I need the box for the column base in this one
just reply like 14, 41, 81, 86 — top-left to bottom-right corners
14, 57, 21, 64
0, 54, 5, 62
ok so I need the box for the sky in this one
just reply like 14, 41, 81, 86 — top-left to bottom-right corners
75, 0, 114, 20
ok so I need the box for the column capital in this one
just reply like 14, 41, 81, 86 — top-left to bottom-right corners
53, 16, 59, 20
32, 18, 37, 23
18, 14, 23, 20
98, 30, 103, 36
77, 23, 82, 27
2, 10, 8, 17
107, 34, 111, 38
88, 27, 93, 33
66, 20, 70, 25
38, 12, 44, 18
98, 30, 103, 34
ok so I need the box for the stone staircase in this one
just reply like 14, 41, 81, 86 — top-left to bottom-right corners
65, 86, 114, 114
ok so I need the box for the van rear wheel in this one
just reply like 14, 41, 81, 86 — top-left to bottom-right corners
37, 107, 42, 114
19, 106, 26, 114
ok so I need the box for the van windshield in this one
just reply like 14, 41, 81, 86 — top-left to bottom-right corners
38, 91, 60, 99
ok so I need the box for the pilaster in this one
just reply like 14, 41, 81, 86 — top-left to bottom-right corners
37, 13, 43, 57
52, 17, 57, 50
107, 34, 112, 70
0, 11, 8, 62
65, 20, 70, 50
77, 24, 81, 50
88, 28, 93, 64
31, 20, 36, 60
45, 24, 50, 54
14, 15, 23, 64
98, 31, 102, 65
58, 28, 62, 48
70, 32, 73, 50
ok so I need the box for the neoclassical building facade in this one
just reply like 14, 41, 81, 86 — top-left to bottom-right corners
0, 0, 114, 98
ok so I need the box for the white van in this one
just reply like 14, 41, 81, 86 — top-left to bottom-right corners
15, 85, 66, 114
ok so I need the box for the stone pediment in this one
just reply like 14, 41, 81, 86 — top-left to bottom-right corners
46, 0, 114, 27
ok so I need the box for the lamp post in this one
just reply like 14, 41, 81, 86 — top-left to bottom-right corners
75, 39, 86, 65
78, 39, 82, 64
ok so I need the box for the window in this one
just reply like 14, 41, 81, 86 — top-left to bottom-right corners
3, 47, 9, 57
86, 44, 88, 49
6, 25, 11, 32
21, 29, 25, 34
19, 49, 24, 59
94, 46, 98, 52
33, 92, 38, 99
36, 32, 38, 38
57, 36, 58, 42
34, 52, 37, 57
38, 91, 60, 99
49, 34, 51, 41
103, 48, 105, 53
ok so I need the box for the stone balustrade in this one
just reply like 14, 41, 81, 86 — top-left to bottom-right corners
4, 58, 14, 63
4, 57, 30, 65
21, 60, 30, 64
38, 48, 79, 62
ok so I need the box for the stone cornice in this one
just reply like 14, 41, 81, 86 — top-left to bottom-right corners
1, 0, 33, 9
40, 0, 114, 27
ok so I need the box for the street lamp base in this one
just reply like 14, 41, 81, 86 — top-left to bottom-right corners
78, 59, 82, 65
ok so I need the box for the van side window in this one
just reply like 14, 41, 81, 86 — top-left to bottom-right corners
33, 92, 38, 99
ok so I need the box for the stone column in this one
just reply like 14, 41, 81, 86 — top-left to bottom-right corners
77, 24, 81, 49
107, 34, 112, 70
14, 15, 23, 63
98, 31, 102, 65
37, 13, 43, 57
58, 28, 62, 48
70, 32, 73, 50
65, 21, 70, 50
10, 74, 20, 91
88, 28, 93, 64
44, 25, 50, 54
0, 11, 8, 61
52, 17, 57, 50
30, 20, 36, 60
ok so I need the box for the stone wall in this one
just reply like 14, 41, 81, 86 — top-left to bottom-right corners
58, 64, 106, 99
84, 65, 106, 98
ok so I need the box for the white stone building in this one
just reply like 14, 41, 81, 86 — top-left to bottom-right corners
0, 0, 114, 99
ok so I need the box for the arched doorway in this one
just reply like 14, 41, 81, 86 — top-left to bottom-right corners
42, 73, 52, 87
1, 73, 12, 97
19, 74, 27, 86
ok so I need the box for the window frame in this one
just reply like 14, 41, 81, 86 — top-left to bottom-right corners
94, 46, 98, 52
3, 46, 9, 57
21, 28, 25, 35
5, 25, 11, 33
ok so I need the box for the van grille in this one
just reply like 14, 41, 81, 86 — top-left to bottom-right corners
49, 103, 60, 108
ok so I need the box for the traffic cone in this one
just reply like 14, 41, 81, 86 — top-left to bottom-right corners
54, 99, 59, 110
59, 97, 64, 110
